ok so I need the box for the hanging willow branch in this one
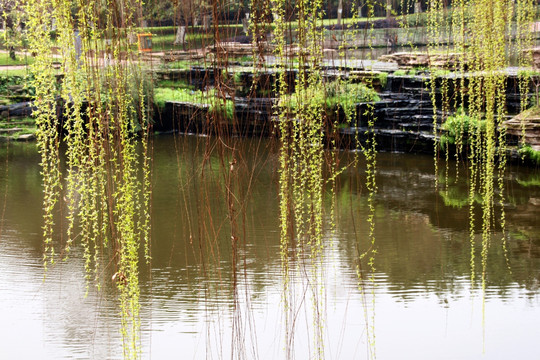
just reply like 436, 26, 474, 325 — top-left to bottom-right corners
429, 0, 534, 301
25, 0, 151, 358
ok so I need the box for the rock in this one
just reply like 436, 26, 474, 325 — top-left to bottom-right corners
323, 39, 340, 49
162, 50, 205, 62
16, 133, 36, 141
208, 42, 274, 56
504, 107, 540, 147
379, 52, 467, 70
0, 101, 35, 118
7, 85, 25, 95
525, 48, 540, 70
0, 127, 23, 133
529, 198, 540, 206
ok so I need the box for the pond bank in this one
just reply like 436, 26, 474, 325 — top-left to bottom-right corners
153, 66, 538, 164
2, 66, 539, 166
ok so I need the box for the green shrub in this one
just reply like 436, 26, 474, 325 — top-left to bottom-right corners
518, 145, 540, 165
440, 109, 485, 149
165, 61, 194, 70
0, 73, 35, 97
378, 72, 388, 88
280, 80, 379, 112
393, 69, 417, 76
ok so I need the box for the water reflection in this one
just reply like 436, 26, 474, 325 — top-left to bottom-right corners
0, 137, 539, 359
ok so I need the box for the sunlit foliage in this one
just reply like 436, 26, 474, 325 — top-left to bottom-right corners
25, 0, 151, 358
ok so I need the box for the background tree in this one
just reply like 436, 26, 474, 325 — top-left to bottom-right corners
143, 0, 175, 25
173, 0, 209, 45
1, 0, 24, 60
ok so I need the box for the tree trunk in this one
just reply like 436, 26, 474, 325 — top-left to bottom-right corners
74, 30, 82, 63
203, 15, 211, 31
174, 25, 186, 45
337, 0, 343, 26
242, 13, 250, 35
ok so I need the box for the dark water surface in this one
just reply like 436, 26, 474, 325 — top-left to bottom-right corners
0, 136, 539, 359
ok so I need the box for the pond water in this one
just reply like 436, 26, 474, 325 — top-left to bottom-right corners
0, 135, 539, 359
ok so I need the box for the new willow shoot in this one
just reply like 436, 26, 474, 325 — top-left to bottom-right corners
429, 0, 534, 315
26, 0, 151, 358
23, 0, 536, 358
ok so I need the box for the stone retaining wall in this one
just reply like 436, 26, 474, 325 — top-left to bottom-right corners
155, 69, 534, 155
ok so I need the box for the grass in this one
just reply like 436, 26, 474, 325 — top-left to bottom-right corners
515, 105, 540, 119
165, 60, 204, 70
0, 52, 34, 66
142, 14, 425, 52
517, 69, 540, 77
141, 19, 366, 35
145, 23, 247, 52
0, 68, 32, 77
393, 69, 419, 76
393, 67, 433, 76
164, 57, 252, 70
153, 86, 234, 120
149, 32, 215, 51
280, 80, 380, 112
156, 79, 193, 89
326, 81, 380, 106
221, 69, 243, 85
141, 16, 418, 32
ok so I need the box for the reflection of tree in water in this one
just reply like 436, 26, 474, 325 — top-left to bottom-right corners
330, 152, 540, 297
